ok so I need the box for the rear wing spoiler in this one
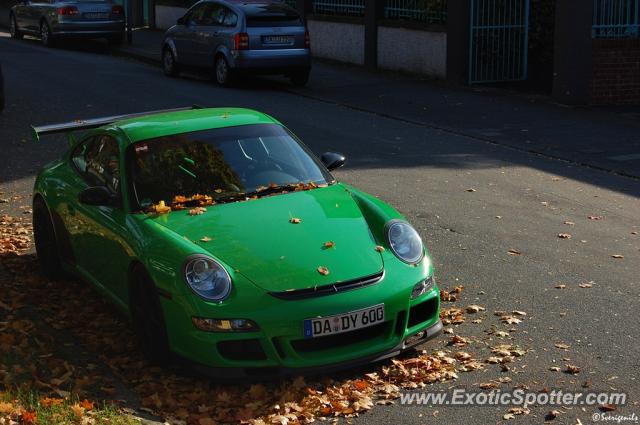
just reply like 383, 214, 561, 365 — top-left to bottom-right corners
31, 105, 206, 143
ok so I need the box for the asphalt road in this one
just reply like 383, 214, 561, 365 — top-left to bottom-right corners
1, 34, 639, 425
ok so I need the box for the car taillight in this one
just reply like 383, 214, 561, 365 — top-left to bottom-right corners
304, 30, 310, 48
111, 5, 124, 15
57, 5, 79, 15
234, 32, 249, 50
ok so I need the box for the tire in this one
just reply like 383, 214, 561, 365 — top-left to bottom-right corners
214, 55, 234, 87
162, 47, 180, 77
40, 20, 55, 47
290, 68, 310, 87
130, 266, 171, 366
33, 197, 62, 279
9, 14, 23, 40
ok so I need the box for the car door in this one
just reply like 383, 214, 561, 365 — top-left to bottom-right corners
188, 2, 224, 67
67, 134, 133, 306
177, 2, 209, 66
217, 6, 239, 54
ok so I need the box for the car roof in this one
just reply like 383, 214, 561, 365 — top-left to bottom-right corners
224, 0, 297, 13
112, 107, 280, 144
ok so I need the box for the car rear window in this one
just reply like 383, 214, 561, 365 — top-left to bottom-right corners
245, 5, 302, 27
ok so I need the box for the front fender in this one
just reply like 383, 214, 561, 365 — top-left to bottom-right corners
162, 37, 179, 61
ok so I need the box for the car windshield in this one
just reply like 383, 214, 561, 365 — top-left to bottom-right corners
128, 123, 333, 210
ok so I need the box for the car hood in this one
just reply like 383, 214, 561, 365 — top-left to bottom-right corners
151, 184, 383, 292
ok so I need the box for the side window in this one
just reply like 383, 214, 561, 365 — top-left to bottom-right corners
201, 3, 224, 26
71, 135, 121, 193
188, 3, 208, 25
71, 137, 93, 176
222, 8, 237, 27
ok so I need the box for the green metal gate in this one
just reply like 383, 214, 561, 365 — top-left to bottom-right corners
469, 0, 530, 84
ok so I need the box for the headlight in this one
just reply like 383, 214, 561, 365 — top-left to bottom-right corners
386, 220, 424, 264
183, 255, 232, 302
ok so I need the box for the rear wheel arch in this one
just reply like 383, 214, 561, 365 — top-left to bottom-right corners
32, 194, 63, 278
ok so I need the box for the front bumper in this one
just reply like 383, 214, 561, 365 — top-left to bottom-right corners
52, 20, 124, 37
160, 262, 441, 375
189, 320, 443, 380
230, 48, 311, 71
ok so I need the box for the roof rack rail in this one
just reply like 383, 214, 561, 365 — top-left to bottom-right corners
31, 104, 206, 142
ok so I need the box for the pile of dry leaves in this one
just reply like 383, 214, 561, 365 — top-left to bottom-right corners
0, 212, 529, 424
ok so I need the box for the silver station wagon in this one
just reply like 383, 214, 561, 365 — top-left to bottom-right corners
162, 0, 311, 86
9, 0, 126, 47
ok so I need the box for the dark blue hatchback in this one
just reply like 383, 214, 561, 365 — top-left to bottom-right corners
161, 0, 311, 86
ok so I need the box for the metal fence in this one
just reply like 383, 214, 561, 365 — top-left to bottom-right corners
469, 0, 530, 84
282, 0, 298, 8
592, 0, 640, 38
312, 0, 365, 16
384, 0, 447, 24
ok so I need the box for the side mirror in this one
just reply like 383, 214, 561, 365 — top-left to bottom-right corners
177, 16, 186, 25
79, 186, 116, 206
321, 152, 346, 171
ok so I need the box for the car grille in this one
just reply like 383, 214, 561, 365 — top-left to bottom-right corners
268, 270, 384, 300
408, 298, 438, 328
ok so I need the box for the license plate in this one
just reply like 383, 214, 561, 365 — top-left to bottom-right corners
262, 35, 294, 45
303, 304, 385, 339
84, 12, 109, 20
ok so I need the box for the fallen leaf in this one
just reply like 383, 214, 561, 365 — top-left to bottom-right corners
578, 282, 593, 288
21, 411, 37, 423
317, 266, 329, 276
375, 245, 385, 253
564, 221, 575, 225
199, 236, 212, 242
508, 249, 521, 256
479, 382, 499, 389
549, 366, 561, 372
588, 215, 604, 220
555, 343, 571, 350
565, 364, 581, 374
289, 217, 302, 224
466, 305, 485, 313
555, 284, 566, 289
611, 254, 624, 259
80, 399, 94, 411
188, 207, 207, 216
558, 233, 572, 239
70, 404, 85, 420
501, 315, 522, 325
599, 404, 617, 412
465, 188, 476, 192
323, 241, 335, 249
449, 335, 469, 347
512, 310, 527, 316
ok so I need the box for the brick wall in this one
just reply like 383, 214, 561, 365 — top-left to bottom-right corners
590, 38, 640, 105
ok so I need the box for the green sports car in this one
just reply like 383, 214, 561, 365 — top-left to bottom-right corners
31, 106, 442, 377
